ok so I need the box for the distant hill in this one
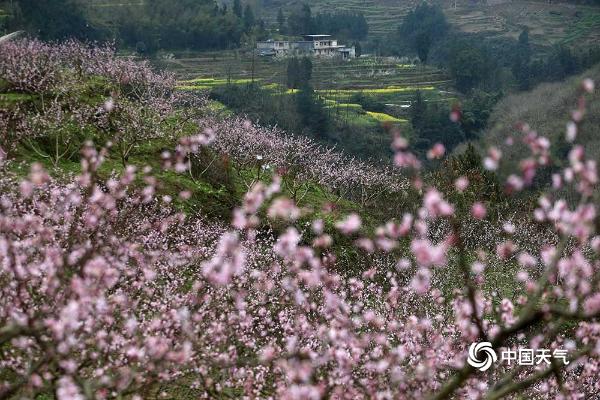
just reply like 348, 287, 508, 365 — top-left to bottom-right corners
445, 1, 600, 48
479, 62, 600, 179
5, 1, 599, 50
252, 0, 600, 46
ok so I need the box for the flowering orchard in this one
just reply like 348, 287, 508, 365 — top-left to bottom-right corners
204, 117, 408, 206
1, 40, 600, 399
0, 39, 203, 165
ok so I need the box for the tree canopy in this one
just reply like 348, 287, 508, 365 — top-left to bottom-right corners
3, 0, 264, 52
397, 2, 448, 63
285, 4, 368, 40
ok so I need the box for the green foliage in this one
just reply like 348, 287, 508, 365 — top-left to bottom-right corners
409, 88, 500, 159
119, 0, 260, 52
233, 0, 242, 18
5, 0, 264, 52
530, 46, 582, 82
349, 92, 385, 113
428, 144, 505, 220
0, 92, 35, 106
460, 90, 502, 141
511, 28, 532, 90
8, 0, 102, 41
296, 84, 330, 139
286, 57, 312, 89
287, 3, 313, 35
243, 5, 255, 31
277, 8, 286, 33
448, 41, 492, 93
441, 31, 600, 93
412, 105, 465, 157
397, 2, 448, 63
312, 11, 368, 41
285, 3, 368, 40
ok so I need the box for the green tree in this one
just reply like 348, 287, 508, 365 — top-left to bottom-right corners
410, 91, 427, 131
286, 57, 312, 89
286, 57, 300, 89
299, 57, 312, 84
233, 0, 243, 18
296, 84, 330, 139
410, 91, 466, 156
554, 46, 578, 79
518, 28, 531, 55
398, 3, 448, 63
288, 3, 312, 35
10, 0, 99, 41
312, 11, 368, 40
449, 44, 488, 92
415, 32, 432, 64
277, 8, 286, 33
353, 41, 362, 57
512, 28, 532, 90
460, 90, 502, 140
243, 5, 255, 31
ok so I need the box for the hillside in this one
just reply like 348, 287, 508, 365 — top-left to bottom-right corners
255, 0, 600, 47
445, 1, 600, 48
158, 53, 454, 115
0, 40, 410, 222
3, 37, 600, 400
480, 62, 600, 179
9, 0, 597, 48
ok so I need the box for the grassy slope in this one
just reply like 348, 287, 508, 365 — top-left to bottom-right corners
480, 63, 600, 179
0, 74, 386, 237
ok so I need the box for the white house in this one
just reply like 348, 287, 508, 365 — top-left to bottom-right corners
257, 35, 356, 59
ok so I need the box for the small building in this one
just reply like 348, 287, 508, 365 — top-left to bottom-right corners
338, 46, 356, 60
257, 40, 293, 57
257, 35, 356, 59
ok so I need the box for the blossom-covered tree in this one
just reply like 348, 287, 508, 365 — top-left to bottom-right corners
0, 39, 204, 165
1, 39, 600, 400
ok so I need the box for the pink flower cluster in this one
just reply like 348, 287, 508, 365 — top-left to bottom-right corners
205, 117, 408, 206
0, 39, 205, 161
1, 40, 600, 399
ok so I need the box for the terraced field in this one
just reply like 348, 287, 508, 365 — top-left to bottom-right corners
444, 1, 600, 48
259, 0, 600, 47
156, 51, 286, 82
165, 52, 456, 127
258, 0, 417, 38
80, 1, 600, 47
305, 0, 415, 39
